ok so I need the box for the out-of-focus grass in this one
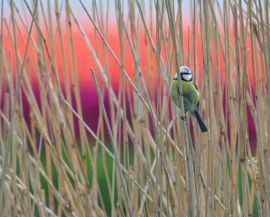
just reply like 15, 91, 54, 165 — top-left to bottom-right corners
39, 146, 116, 215
34, 145, 261, 216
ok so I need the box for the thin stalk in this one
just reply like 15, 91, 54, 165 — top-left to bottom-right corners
91, 68, 133, 217
0, 0, 38, 210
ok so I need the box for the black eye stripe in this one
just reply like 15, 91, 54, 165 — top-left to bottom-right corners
182, 78, 193, 81
181, 74, 192, 81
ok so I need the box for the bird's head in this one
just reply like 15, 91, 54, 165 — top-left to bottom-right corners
173, 65, 192, 81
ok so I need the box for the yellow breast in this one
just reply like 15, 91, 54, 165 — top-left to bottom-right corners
171, 79, 200, 108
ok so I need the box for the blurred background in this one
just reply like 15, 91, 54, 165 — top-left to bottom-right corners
1, 0, 257, 144
1, 0, 197, 131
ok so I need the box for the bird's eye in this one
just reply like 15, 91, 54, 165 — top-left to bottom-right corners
182, 73, 192, 81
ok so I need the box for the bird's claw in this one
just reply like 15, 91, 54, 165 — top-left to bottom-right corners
181, 116, 187, 121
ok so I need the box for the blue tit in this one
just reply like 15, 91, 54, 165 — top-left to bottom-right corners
171, 66, 208, 133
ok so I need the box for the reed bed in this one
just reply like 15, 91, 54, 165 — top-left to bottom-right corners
0, 0, 269, 216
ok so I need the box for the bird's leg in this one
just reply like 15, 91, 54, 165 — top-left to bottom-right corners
181, 114, 187, 121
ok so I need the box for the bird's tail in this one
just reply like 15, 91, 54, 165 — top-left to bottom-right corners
193, 110, 208, 133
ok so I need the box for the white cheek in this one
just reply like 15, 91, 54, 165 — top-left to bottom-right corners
183, 74, 192, 80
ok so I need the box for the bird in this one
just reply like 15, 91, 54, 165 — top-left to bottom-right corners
170, 66, 208, 133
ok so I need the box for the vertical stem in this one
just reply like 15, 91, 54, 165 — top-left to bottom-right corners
91, 69, 133, 217
0, 0, 38, 210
